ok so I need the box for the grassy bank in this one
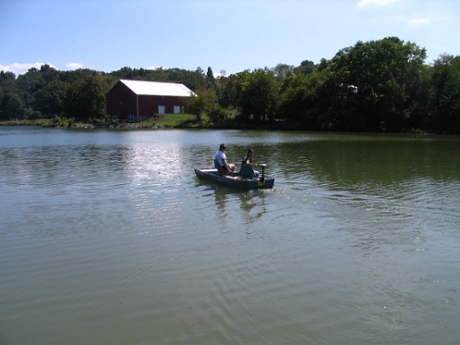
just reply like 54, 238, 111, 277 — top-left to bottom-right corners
0, 115, 431, 133
0, 113, 273, 130
0, 118, 60, 127
0, 114, 206, 129
138, 113, 204, 128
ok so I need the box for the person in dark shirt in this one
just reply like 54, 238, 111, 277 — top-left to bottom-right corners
241, 149, 259, 177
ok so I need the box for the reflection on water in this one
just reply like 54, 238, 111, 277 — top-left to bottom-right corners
200, 184, 268, 225
1, 127, 460, 345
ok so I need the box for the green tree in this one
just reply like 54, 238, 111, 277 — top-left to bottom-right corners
221, 71, 249, 110
277, 69, 327, 129
272, 63, 294, 83
318, 37, 427, 131
0, 71, 17, 104
240, 68, 278, 123
205, 66, 222, 101
0, 92, 25, 120
0, 71, 16, 90
206, 67, 216, 89
293, 60, 317, 75
185, 88, 218, 121
110, 66, 207, 91
39, 64, 58, 84
207, 104, 229, 125
33, 80, 69, 117
427, 54, 460, 133
222, 69, 277, 123
13, 65, 61, 114
63, 76, 106, 122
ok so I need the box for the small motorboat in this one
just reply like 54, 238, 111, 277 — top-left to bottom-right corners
194, 164, 275, 190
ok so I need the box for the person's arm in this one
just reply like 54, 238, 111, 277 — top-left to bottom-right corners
244, 157, 258, 167
222, 156, 231, 171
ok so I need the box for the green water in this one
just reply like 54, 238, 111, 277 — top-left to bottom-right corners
1, 127, 459, 344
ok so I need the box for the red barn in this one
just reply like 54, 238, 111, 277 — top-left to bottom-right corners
106, 79, 196, 122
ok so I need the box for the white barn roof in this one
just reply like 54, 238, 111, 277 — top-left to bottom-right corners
120, 79, 196, 97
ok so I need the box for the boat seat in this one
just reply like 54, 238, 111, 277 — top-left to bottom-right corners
240, 164, 255, 179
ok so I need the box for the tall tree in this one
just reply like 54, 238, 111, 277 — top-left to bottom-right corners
427, 54, 460, 133
0, 92, 25, 120
318, 37, 427, 131
206, 67, 215, 87
293, 60, 317, 75
240, 69, 278, 122
0, 71, 17, 101
64, 76, 106, 122
222, 69, 277, 123
277, 69, 327, 129
272, 63, 294, 83
33, 80, 69, 117
206, 67, 221, 100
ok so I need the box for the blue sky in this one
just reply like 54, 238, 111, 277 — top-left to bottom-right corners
1, 0, 459, 76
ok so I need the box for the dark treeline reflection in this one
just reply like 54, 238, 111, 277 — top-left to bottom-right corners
269, 134, 460, 188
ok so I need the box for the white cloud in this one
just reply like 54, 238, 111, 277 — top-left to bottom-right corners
357, 0, 399, 8
0, 62, 57, 76
66, 62, 84, 70
147, 66, 163, 70
408, 18, 430, 24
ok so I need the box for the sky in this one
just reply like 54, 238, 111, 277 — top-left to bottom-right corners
1, 0, 459, 77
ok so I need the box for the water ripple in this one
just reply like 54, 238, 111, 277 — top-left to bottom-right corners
2, 129, 460, 345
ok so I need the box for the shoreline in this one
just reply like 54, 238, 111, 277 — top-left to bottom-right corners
0, 120, 437, 134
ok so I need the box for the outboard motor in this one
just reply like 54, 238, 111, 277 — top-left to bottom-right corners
259, 164, 266, 185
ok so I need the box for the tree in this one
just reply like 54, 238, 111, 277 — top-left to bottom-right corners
221, 71, 248, 110
239, 68, 278, 123
63, 76, 106, 122
207, 104, 229, 124
0, 71, 17, 103
195, 67, 204, 76
206, 67, 215, 88
317, 37, 427, 131
14, 65, 60, 113
272, 63, 294, 83
0, 92, 25, 120
205, 67, 221, 100
33, 80, 69, 117
222, 69, 277, 123
293, 60, 317, 75
39, 64, 58, 84
0, 71, 16, 86
277, 69, 327, 129
185, 88, 218, 121
427, 54, 460, 133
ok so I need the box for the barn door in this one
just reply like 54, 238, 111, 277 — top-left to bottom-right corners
158, 105, 165, 114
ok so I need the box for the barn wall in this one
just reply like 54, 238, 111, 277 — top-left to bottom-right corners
106, 82, 137, 121
138, 96, 186, 118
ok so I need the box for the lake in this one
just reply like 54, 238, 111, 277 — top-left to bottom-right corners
1, 126, 459, 345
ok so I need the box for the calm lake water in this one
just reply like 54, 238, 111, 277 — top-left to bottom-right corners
1, 126, 460, 345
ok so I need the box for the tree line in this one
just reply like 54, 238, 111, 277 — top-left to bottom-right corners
0, 65, 209, 123
1, 36, 460, 133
